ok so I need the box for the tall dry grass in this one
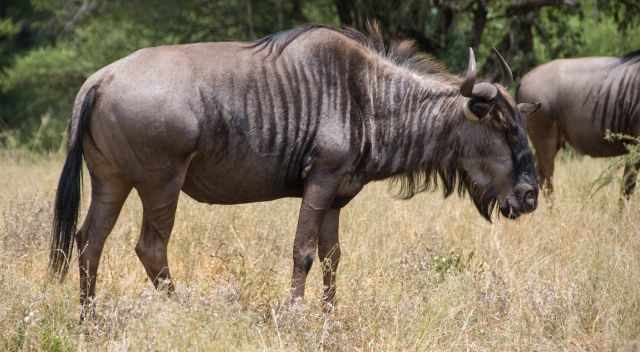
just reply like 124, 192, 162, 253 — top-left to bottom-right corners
1, 151, 639, 351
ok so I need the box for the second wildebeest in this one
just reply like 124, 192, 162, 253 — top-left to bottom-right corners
518, 50, 640, 199
49, 25, 539, 317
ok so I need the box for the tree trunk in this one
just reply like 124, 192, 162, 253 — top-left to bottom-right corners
436, 3, 454, 49
483, 0, 577, 80
292, 0, 307, 23
277, 0, 283, 30
471, 0, 488, 50
246, 0, 255, 40
335, 0, 356, 26
0, 0, 7, 19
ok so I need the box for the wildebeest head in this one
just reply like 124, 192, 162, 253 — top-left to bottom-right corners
456, 48, 541, 220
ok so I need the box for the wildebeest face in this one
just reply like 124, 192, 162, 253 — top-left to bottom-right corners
458, 48, 541, 220
458, 87, 541, 220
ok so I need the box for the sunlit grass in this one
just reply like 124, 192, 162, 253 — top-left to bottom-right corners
1, 153, 639, 351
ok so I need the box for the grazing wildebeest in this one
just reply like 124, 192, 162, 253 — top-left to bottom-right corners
518, 50, 640, 199
49, 25, 540, 316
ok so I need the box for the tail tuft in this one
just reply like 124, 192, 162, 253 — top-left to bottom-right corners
49, 86, 97, 282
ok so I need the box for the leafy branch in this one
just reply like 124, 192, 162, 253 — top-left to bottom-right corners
590, 131, 640, 197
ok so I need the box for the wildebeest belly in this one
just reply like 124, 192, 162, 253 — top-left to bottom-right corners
181, 137, 305, 204
560, 123, 628, 157
559, 104, 631, 157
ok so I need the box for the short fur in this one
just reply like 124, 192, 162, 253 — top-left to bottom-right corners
51, 25, 537, 316
518, 51, 640, 198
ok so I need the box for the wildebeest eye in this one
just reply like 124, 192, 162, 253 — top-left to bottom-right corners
469, 100, 493, 118
464, 99, 494, 121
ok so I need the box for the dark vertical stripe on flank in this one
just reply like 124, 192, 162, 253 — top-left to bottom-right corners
618, 70, 632, 132
304, 63, 321, 166
283, 58, 301, 180
273, 60, 290, 161
303, 64, 316, 146
612, 73, 626, 132
228, 74, 238, 129
330, 55, 338, 113
281, 58, 296, 151
243, 70, 253, 136
628, 71, 640, 132
277, 57, 293, 160
336, 58, 346, 125
325, 50, 335, 119
252, 68, 264, 149
283, 57, 298, 125
617, 70, 627, 132
261, 64, 276, 152
342, 57, 352, 140
315, 57, 324, 133
624, 67, 639, 133
600, 82, 613, 132
591, 92, 601, 126
293, 61, 312, 178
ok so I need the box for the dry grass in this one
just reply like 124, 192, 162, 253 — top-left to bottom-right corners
1, 150, 640, 351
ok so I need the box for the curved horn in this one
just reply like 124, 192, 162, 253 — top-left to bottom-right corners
460, 47, 476, 97
492, 48, 514, 85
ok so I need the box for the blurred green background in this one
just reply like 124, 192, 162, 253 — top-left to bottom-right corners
0, 0, 638, 151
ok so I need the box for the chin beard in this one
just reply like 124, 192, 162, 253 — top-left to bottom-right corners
466, 180, 499, 222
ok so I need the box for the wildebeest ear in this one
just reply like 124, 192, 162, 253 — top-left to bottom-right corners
517, 102, 541, 116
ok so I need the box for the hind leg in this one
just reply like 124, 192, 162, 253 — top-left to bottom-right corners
134, 164, 190, 292
76, 176, 132, 319
620, 161, 640, 207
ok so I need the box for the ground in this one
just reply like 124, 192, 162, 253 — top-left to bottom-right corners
1, 151, 639, 351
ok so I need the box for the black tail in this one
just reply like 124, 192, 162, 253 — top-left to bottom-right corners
49, 85, 98, 282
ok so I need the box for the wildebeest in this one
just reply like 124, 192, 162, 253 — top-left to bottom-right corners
49, 25, 540, 316
518, 50, 640, 199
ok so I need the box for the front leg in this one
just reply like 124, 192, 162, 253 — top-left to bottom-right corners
318, 207, 340, 311
290, 173, 338, 303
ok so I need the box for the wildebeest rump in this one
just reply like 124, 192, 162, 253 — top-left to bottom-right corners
49, 25, 539, 316
518, 50, 640, 199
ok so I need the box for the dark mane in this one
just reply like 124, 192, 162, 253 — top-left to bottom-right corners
247, 24, 331, 58
620, 48, 640, 65
388, 129, 499, 221
343, 22, 460, 83
247, 23, 458, 82
389, 142, 464, 200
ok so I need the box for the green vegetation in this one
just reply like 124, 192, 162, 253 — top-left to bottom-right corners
0, 0, 639, 151
590, 132, 640, 197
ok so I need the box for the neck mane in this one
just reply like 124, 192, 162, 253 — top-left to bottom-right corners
355, 56, 467, 198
